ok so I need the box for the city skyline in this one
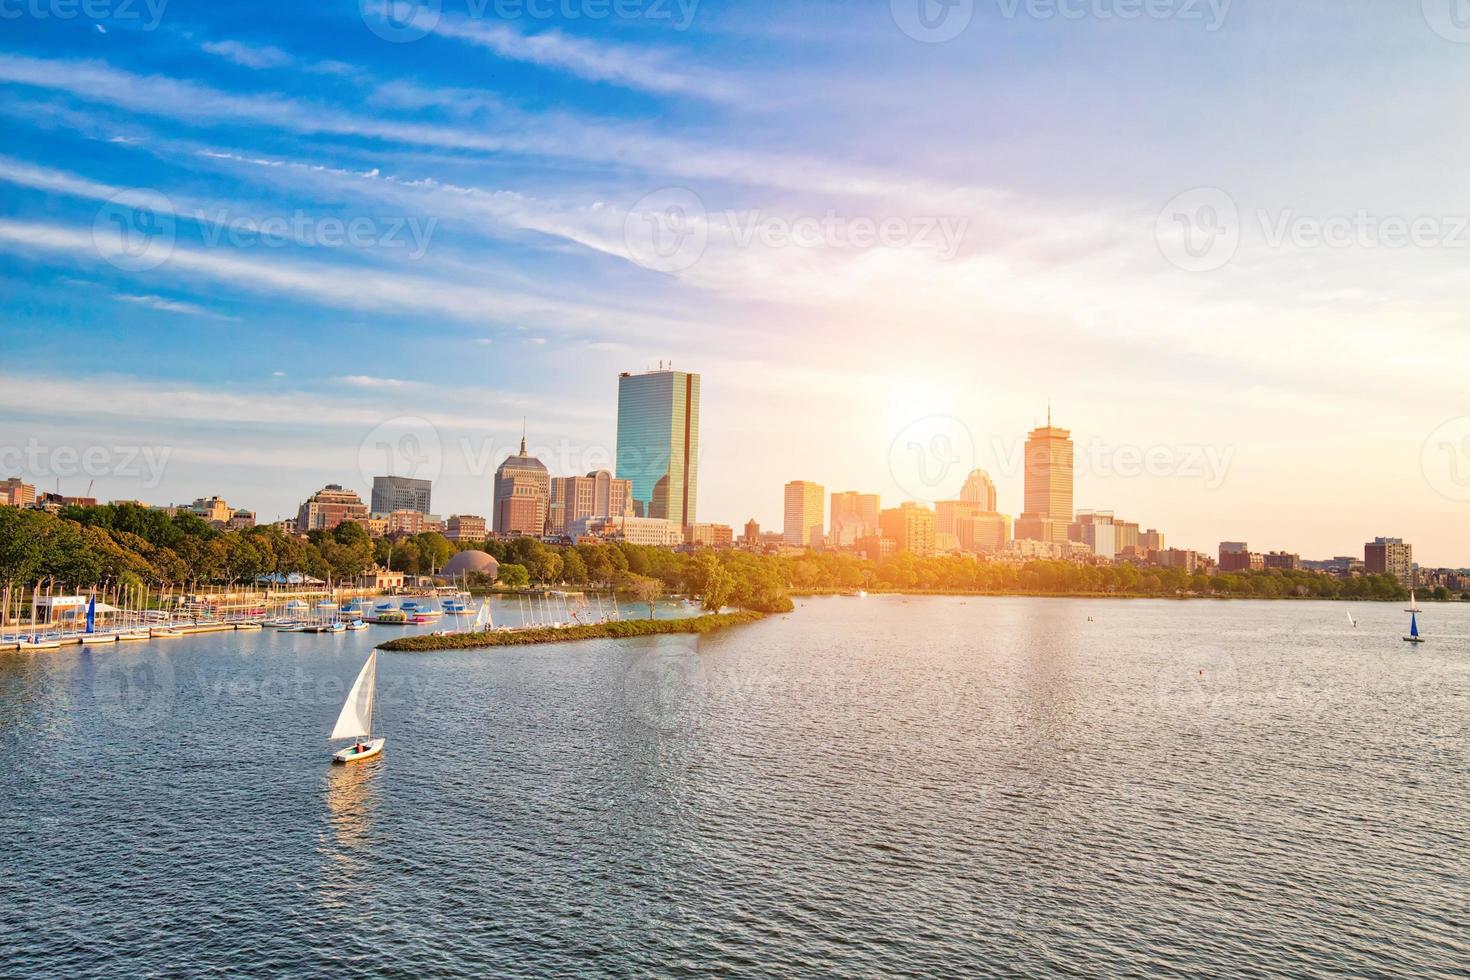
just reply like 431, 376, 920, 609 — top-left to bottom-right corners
2, 6, 1469, 563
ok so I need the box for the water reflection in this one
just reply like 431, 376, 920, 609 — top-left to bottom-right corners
318, 759, 381, 906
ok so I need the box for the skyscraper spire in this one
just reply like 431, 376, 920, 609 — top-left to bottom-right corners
1047, 399, 1052, 427
520, 417, 527, 456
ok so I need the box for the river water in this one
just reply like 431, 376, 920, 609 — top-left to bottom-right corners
2, 596, 1466, 976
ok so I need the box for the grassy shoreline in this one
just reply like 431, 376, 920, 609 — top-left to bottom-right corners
788, 588, 1436, 602
377, 610, 767, 652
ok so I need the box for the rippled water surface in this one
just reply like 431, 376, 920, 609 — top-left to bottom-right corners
3, 596, 1467, 976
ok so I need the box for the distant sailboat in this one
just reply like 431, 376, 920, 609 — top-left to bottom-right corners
1405, 590, 1419, 613
1346, 609, 1357, 628
1404, 610, 1425, 644
330, 651, 385, 763
471, 600, 492, 632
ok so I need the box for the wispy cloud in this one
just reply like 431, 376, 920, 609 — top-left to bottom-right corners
334, 374, 415, 389
200, 40, 292, 69
116, 293, 237, 320
428, 16, 735, 101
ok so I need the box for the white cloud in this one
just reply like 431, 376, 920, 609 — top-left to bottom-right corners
428, 17, 736, 102
115, 293, 237, 320
201, 40, 292, 69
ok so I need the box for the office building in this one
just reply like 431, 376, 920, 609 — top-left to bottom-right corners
1263, 551, 1301, 571
743, 519, 760, 547
371, 475, 432, 516
959, 469, 997, 510
1070, 510, 1117, 560
784, 480, 825, 548
829, 491, 880, 547
1219, 541, 1264, 572
570, 515, 685, 547
1365, 537, 1414, 588
1015, 410, 1074, 544
957, 512, 1012, 554
548, 470, 633, 536
686, 523, 734, 548
616, 367, 700, 526
444, 514, 488, 542
493, 434, 550, 536
880, 502, 937, 557
297, 484, 369, 532
1140, 528, 1166, 554
0, 478, 36, 507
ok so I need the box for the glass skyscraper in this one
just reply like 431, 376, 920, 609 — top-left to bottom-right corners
616, 368, 700, 526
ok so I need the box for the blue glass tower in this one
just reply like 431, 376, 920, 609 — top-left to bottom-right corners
616, 369, 700, 526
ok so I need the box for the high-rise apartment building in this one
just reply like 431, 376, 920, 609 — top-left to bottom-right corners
784, 480, 825, 548
1015, 411, 1073, 544
493, 435, 550, 536
959, 469, 997, 510
829, 491, 880, 548
297, 484, 369, 532
879, 502, 937, 557
548, 470, 633, 536
616, 368, 700, 526
1365, 536, 1414, 587
957, 512, 1012, 554
371, 475, 432, 515
1070, 510, 1117, 560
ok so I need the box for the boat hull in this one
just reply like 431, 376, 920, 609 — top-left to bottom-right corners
332, 737, 385, 763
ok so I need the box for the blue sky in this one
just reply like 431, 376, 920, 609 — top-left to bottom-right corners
3, 0, 1470, 563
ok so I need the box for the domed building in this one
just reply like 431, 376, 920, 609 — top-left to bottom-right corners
438, 549, 499, 583
493, 432, 549, 536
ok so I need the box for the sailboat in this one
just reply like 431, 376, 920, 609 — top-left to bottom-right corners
1404, 590, 1419, 614
1404, 609, 1425, 644
471, 600, 492, 633
1346, 609, 1357, 628
330, 651, 385, 763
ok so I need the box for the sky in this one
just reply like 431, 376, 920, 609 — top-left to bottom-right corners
2, 0, 1470, 564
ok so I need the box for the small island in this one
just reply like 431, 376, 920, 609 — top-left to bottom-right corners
377, 610, 768, 652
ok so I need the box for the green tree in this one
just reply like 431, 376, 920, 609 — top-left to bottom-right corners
497, 563, 531, 590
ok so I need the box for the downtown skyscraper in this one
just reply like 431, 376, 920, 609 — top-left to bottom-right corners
1015, 409, 1074, 545
616, 367, 700, 526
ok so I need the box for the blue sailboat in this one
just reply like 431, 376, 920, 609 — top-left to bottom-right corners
1404, 609, 1425, 644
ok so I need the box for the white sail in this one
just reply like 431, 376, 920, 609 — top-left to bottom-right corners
472, 601, 492, 631
329, 651, 377, 741
1408, 591, 1418, 612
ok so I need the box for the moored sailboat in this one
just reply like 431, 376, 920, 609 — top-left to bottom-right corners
330, 651, 384, 763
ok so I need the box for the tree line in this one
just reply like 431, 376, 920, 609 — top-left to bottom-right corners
0, 503, 1423, 616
